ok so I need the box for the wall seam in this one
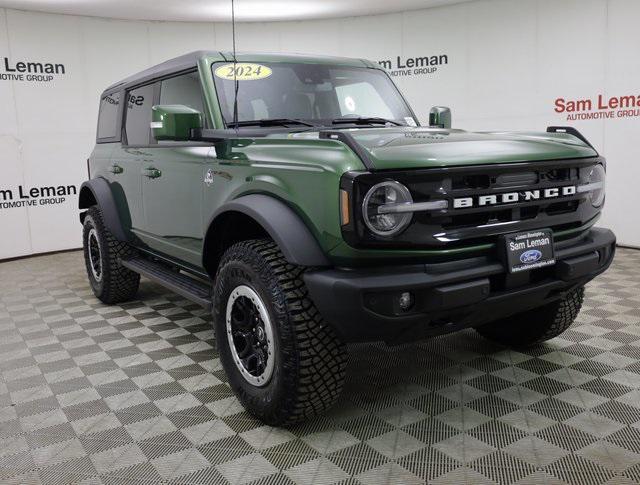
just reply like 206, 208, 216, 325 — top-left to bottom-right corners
603, 0, 610, 156
3, 8, 33, 256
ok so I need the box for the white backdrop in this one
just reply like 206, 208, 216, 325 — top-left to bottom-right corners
1, 0, 639, 260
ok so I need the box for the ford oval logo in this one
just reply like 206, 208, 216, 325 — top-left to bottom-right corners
520, 250, 542, 264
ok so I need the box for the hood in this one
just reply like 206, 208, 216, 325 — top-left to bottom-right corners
298, 127, 598, 170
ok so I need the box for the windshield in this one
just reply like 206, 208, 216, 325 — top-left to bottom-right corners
212, 62, 416, 128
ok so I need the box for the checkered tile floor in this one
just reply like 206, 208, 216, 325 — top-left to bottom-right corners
1, 248, 640, 485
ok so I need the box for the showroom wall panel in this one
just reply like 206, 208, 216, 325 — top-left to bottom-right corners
0, 7, 32, 259
7, 10, 88, 255
602, 0, 640, 252
0, 11, 218, 259
148, 21, 216, 65
0, 0, 639, 260
277, 19, 343, 56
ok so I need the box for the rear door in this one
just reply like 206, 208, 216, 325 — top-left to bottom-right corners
138, 71, 212, 267
114, 83, 156, 243
97, 89, 146, 237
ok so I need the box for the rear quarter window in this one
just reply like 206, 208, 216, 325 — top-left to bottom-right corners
97, 92, 121, 141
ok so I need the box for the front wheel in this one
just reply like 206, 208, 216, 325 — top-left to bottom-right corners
475, 286, 585, 347
212, 239, 347, 426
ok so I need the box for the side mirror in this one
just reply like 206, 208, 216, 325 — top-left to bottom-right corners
429, 106, 452, 129
151, 105, 203, 141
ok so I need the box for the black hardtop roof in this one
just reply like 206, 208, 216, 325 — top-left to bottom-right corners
102, 50, 378, 95
103, 51, 212, 94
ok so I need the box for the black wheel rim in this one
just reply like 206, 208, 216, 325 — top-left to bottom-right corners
226, 285, 274, 386
87, 228, 102, 282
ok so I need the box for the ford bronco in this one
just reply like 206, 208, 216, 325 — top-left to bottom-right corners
80, 51, 615, 425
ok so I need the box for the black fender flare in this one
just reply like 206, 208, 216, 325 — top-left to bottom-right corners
205, 194, 331, 268
78, 178, 128, 242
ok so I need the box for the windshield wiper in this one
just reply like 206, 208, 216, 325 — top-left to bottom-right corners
331, 117, 404, 126
227, 118, 319, 128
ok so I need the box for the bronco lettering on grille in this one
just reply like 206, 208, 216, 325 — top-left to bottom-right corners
453, 185, 577, 209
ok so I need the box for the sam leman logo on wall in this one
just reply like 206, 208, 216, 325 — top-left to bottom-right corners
0, 184, 77, 210
0, 56, 67, 83
554, 94, 640, 121
378, 54, 448, 78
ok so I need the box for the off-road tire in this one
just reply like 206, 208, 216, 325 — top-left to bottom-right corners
475, 286, 585, 347
212, 239, 347, 426
82, 206, 140, 304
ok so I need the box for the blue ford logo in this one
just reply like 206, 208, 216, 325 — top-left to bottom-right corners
520, 250, 542, 264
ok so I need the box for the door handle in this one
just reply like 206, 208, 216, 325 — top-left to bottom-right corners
142, 167, 162, 179
109, 164, 123, 174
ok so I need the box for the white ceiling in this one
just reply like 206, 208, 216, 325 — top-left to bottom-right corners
0, 0, 471, 22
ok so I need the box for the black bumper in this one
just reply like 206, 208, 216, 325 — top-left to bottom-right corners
304, 228, 616, 344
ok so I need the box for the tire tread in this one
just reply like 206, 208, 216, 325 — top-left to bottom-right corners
476, 286, 584, 347
214, 239, 347, 425
83, 206, 139, 304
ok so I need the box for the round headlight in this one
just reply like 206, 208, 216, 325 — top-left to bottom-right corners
586, 164, 606, 207
362, 181, 413, 236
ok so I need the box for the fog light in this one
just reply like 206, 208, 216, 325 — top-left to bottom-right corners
399, 292, 414, 312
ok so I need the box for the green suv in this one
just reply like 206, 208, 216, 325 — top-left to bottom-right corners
80, 51, 615, 425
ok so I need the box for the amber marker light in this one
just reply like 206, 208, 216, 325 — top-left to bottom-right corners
340, 189, 351, 226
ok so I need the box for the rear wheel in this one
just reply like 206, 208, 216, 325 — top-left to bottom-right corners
475, 286, 584, 347
212, 239, 347, 426
82, 206, 140, 304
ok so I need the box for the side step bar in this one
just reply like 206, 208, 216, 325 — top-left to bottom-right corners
121, 257, 212, 310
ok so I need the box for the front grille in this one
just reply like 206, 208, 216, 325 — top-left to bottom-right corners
341, 157, 603, 251
433, 166, 583, 231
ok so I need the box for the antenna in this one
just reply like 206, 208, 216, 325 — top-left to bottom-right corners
231, 0, 239, 133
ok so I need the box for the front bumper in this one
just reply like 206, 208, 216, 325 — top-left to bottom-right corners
304, 227, 616, 344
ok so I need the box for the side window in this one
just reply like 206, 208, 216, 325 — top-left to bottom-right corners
160, 71, 205, 118
97, 92, 120, 140
125, 84, 154, 146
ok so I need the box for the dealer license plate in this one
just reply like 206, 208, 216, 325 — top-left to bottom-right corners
504, 229, 555, 273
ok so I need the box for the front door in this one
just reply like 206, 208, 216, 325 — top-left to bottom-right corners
136, 71, 211, 267
140, 145, 211, 267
